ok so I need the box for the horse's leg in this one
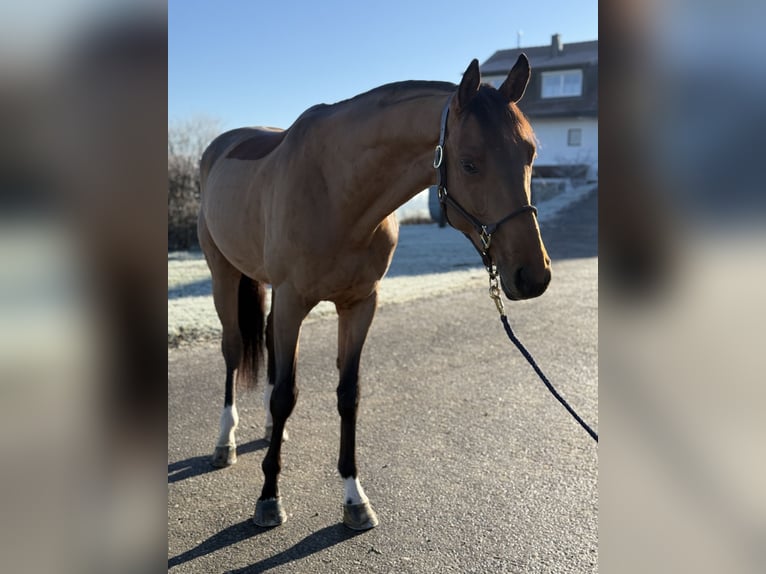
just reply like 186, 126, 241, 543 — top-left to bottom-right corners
263, 305, 276, 440
336, 291, 379, 530
253, 284, 310, 527
263, 298, 288, 442
199, 217, 244, 468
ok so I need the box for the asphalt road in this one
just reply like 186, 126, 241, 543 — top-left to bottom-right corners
168, 190, 598, 573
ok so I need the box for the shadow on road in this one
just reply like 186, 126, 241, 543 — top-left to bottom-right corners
168, 521, 364, 572
168, 518, 254, 569
168, 278, 212, 300
168, 439, 269, 484
541, 187, 598, 261
228, 524, 365, 573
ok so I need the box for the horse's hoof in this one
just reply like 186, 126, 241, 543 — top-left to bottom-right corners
253, 497, 287, 527
264, 425, 289, 443
343, 501, 379, 531
210, 445, 236, 468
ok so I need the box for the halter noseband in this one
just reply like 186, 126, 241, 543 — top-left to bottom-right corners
434, 93, 538, 271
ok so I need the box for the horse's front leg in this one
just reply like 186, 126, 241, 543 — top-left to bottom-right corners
253, 284, 311, 527
336, 291, 379, 530
263, 306, 288, 442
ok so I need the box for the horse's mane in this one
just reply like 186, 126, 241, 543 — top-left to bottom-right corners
347, 80, 456, 107
292, 80, 456, 127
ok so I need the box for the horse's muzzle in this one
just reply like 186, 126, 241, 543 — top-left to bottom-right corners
502, 265, 551, 300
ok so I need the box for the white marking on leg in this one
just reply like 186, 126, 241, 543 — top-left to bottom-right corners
216, 405, 238, 447
343, 476, 369, 505
263, 384, 274, 427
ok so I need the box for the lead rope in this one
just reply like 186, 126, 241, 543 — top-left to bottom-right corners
488, 267, 599, 443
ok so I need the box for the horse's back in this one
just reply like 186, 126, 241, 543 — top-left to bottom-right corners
200, 127, 286, 192
226, 127, 287, 161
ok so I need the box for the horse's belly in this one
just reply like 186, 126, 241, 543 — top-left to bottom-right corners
202, 161, 270, 281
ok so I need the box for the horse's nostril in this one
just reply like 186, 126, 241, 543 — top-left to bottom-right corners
515, 267, 528, 292
515, 266, 550, 298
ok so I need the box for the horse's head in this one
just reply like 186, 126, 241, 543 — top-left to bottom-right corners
441, 55, 551, 300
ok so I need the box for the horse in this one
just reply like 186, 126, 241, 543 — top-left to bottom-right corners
197, 55, 551, 530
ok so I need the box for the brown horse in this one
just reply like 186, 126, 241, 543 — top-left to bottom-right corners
197, 55, 551, 530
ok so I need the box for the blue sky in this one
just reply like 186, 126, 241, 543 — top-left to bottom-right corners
169, 0, 597, 130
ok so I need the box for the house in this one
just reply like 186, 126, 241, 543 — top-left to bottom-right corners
481, 34, 598, 183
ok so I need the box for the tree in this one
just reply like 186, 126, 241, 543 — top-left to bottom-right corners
168, 115, 222, 250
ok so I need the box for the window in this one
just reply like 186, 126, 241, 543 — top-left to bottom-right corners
567, 128, 582, 146
541, 69, 583, 98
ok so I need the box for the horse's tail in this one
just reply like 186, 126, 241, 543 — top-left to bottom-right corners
237, 275, 267, 391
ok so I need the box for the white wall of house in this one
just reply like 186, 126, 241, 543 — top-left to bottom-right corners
530, 117, 598, 169
396, 188, 430, 222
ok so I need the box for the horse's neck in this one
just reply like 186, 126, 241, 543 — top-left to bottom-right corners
326, 91, 452, 239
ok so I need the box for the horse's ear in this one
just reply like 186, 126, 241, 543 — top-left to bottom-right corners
499, 53, 531, 103
457, 59, 481, 112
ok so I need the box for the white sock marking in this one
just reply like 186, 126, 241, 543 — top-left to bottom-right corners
343, 476, 369, 506
216, 405, 238, 447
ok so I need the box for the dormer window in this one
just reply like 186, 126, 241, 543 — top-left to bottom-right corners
541, 69, 582, 98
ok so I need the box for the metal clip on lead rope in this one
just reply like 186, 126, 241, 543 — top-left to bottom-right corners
488, 266, 505, 316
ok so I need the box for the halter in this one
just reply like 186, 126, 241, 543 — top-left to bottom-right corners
433, 94, 538, 276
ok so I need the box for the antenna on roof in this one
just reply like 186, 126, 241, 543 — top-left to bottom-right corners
517, 30, 523, 49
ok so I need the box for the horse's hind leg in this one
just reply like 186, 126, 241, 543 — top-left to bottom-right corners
254, 283, 311, 527
199, 217, 245, 468
336, 292, 379, 530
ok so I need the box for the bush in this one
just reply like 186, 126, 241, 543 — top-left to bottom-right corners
168, 155, 200, 250
168, 116, 221, 250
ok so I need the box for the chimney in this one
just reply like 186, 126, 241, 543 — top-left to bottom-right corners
551, 33, 563, 57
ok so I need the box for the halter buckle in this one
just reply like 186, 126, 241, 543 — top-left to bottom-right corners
479, 226, 492, 251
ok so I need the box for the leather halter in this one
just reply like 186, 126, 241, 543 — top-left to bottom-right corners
434, 94, 538, 270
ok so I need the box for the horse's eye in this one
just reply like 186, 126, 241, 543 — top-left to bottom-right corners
460, 160, 479, 175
